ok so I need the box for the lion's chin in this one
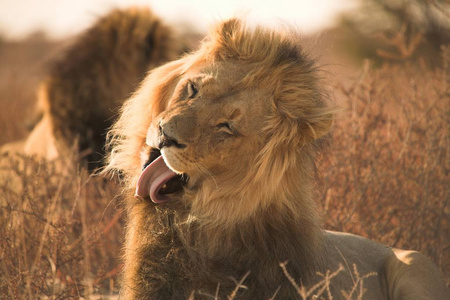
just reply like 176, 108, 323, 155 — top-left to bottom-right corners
135, 149, 187, 204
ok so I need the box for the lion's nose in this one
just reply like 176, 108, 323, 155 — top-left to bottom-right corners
158, 125, 187, 149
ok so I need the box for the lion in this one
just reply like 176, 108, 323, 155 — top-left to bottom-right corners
1, 7, 184, 171
105, 19, 449, 299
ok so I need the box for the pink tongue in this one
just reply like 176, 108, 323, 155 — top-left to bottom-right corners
135, 156, 177, 204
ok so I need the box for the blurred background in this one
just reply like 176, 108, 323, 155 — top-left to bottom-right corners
1, 0, 448, 144
1, 0, 357, 39
0, 0, 448, 298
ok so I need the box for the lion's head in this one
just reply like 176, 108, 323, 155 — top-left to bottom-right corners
107, 19, 335, 226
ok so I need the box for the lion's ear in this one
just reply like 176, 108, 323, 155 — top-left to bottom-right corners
303, 113, 334, 141
276, 96, 336, 142
211, 18, 244, 58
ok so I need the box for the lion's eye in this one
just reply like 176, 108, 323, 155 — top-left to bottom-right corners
187, 81, 198, 99
216, 122, 234, 135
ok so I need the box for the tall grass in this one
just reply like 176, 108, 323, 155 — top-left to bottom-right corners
0, 152, 123, 298
320, 50, 449, 282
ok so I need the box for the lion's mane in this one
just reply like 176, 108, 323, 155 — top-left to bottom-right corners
106, 19, 337, 298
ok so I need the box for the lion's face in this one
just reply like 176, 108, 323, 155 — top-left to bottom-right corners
136, 60, 273, 203
111, 19, 335, 217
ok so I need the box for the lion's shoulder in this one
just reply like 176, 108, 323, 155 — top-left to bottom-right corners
323, 230, 449, 299
384, 249, 449, 299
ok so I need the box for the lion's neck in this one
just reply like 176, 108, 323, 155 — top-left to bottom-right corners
179, 168, 325, 283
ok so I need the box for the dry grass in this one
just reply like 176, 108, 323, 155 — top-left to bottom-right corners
190, 263, 376, 300
0, 34, 448, 298
319, 51, 449, 283
0, 152, 123, 299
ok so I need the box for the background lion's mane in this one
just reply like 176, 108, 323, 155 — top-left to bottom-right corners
40, 7, 184, 170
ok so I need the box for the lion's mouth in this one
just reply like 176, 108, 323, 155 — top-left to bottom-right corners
135, 148, 188, 203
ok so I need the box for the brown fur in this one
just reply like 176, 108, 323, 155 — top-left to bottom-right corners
1, 7, 185, 171
106, 19, 449, 299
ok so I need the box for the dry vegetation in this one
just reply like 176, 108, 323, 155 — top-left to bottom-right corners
0, 152, 122, 299
319, 51, 449, 282
0, 30, 448, 298
335, 0, 450, 66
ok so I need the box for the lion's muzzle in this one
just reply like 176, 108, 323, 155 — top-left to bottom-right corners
158, 125, 187, 149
